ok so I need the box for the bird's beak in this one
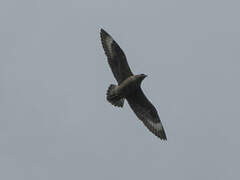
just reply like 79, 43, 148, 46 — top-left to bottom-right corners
144, 74, 148, 78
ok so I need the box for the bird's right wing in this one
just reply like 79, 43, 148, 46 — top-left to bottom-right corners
127, 88, 167, 140
100, 29, 133, 84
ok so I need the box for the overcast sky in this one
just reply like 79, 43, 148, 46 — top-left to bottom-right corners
1, 0, 240, 179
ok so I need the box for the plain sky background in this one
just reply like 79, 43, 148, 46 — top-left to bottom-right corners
1, 0, 240, 179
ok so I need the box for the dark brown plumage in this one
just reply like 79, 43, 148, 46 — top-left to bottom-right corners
100, 29, 167, 140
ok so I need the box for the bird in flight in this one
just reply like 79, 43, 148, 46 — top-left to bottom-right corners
100, 29, 167, 140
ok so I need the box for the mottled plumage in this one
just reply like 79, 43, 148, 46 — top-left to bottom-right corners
100, 29, 167, 140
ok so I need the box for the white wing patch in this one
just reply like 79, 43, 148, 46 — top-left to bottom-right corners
148, 120, 163, 131
105, 35, 114, 58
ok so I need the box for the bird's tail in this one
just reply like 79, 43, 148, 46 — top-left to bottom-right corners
106, 84, 124, 107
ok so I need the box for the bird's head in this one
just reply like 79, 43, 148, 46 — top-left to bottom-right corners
136, 74, 147, 83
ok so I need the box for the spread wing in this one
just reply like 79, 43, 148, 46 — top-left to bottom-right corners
100, 29, 133, 84
127, 88, 167, 140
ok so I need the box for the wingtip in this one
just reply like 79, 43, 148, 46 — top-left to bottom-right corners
100, 29, 106, 45
100, 28, 106, 35
161, 137, 167, 141
154, 127, 167, 140
160, 129, 167, 141
100, 28, 111, 38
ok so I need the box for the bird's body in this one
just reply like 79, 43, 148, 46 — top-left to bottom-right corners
100, 29, 167, 140
113, 75, 145, 97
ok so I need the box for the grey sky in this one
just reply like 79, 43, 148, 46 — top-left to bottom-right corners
1, 0, 240, 179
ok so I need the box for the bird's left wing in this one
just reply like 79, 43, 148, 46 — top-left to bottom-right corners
100, 29, 133, 84
127, 88, 167, 140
